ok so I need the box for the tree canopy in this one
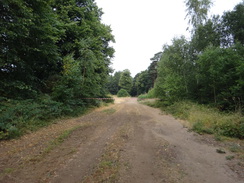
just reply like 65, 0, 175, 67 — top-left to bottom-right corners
185, 0, 213, 31
0, 0, 115, 139
153, 1, 244, 112
0, 0, 114, 101
118, 69, 133, 93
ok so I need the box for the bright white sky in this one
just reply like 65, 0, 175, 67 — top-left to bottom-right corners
95, 0, 242, 77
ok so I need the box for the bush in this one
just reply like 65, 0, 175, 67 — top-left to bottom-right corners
0, 93, 116, 140
117, 89, 130, 97
0, 98, 60, 139
0, 95, 87, 140
138, 88, 156, 100
103, 96, 115, 104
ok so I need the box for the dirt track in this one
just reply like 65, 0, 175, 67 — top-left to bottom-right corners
0, 97, 243, 183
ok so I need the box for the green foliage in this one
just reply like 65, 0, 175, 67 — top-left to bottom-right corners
131, 54, 159, 97
154, 36, 195, 102
138, 2, 244, 140
134, 71, 150, 95
229, 144, 242, 153
191, 16, 221, 52
150, 101, 244, 139
185, 0, 213, 31
196, 45, 244, 110
117, 89, 130, 98
221, 2, 244, 46
108, 61, 158, 97
137, 94, 150, 100
148, 88, 156, 97
153, 3, 244, 112
0, 95, 90, 140
148, 52, 160, 86
138, 88, 156, 100
192, 121, 214, 134
53, 0, 115, 100
52, 53, 84, 106
0, 0, 115, 100
0, 0, 61, 97
0, 0, 115, 139
119, 69, 133, 93
0, 97, 57, 139
107, 71, 122, 95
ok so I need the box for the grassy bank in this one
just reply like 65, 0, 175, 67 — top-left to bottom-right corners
143, 100, 244, 139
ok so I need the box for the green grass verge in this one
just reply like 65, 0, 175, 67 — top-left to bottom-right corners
145, 100, 244, 139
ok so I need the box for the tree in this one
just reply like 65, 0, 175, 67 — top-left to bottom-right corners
117, 89, 130, 97
148, 52, 161, 88
0, 0, 116, 139
221, 2, 244, 47
135, 71, 150, 95
107, 71, 122, 95
131, 73, 139, 96
0, 0, 61, 98
191, 16, 221, 53
185, 0, 213, 31
150, 1, 244, 113
52, 0, 115, 102
0, 0, 115, 102
52, 53, 83, 103
150, 52, 162, 62
119, 69, 133, 93
196, 45, 244, 110
154, 36, 195, 102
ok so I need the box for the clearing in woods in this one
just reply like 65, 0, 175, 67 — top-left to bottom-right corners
0, 97, 243, 183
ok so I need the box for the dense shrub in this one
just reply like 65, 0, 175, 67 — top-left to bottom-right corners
103, 97, 115, 104
117, 89, 130, 97
137, 88, 155, 100
0, 95, 115, 140
0, 96, 85, 140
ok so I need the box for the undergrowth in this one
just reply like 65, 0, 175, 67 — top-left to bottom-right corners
0, 95, 113, 140
145, 100, 244, 139
137, 88, 155, 100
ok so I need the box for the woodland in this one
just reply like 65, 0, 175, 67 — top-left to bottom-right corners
0, 0, 243, 139
107, 1, 244, 138
0, 0, 114, 139
109, 1, 244, 112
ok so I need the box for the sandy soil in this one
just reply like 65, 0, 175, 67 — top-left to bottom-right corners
0, 97, 243, 183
